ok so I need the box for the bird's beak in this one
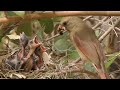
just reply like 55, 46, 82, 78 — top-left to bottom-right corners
57, 24, 67, 35
57, 24, 66, 31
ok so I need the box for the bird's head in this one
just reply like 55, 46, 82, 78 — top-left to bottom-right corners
20, 32, 29, 48
58, 16, 82, 33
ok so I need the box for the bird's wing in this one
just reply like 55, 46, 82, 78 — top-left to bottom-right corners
72, 32, 105, 68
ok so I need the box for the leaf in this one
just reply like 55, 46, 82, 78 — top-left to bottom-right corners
105, 52, 120, 69
84, 62, 96, 72
52, 17, 62, 22
39, 18, 54, 34
10, 73, 26, 79
0, 11, 5, 18
6, 35, 20, 40
32, 20, 44, 41
17, 21, 32, 36
12, 11, 25, 18
0, 30, 4, 42
67, 51, 80, 60
53, 38, 71, 54
95, 30, 101, 37
7, 11, 18, 16
37, 30, 44, 41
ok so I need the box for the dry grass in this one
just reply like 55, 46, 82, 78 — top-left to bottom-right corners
0, 54, 98, 79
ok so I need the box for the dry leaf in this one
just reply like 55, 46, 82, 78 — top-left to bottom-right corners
10, 73, 26, 79
6, 35, 20, 40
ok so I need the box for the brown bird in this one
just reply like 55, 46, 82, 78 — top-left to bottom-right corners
58, 16, 109, 79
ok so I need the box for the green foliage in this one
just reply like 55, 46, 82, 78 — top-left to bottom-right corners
84, 62, 96, 72
53, 38, 71, 54
67, 50, 80, 60
12, 11, 25, 18
0, 11, 4, 18
105, 52, 120, 69
37, 30, 44, 41
39, 18, 54, 34
17, 21, 32, 36
52, 17, 62, 22
0, 12, 118, 74
0, 30, 3, 42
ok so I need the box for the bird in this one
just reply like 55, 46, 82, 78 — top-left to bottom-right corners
18, 32, 29, 60
34, 36, 44, 69
5, 51, 22, 70
21, 36, 41, 71
21, 55, 34, 72
5, 32, 29, 70
58, 16, 109, 79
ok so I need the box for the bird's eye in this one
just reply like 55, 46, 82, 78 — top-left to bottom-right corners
63, 22, 67, 26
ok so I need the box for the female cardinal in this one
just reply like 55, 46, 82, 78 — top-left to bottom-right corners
58, 16, 109, 79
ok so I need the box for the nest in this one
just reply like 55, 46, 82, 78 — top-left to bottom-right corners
0, 55, 99, 79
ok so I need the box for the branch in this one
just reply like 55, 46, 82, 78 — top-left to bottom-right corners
92, 17, 109, 29
99, 18, 120, 42
1, 11, 120, 23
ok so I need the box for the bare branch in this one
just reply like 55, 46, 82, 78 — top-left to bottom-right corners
99, 18, 120, 42
1, 11, 120, 23
92, 17, 109, 29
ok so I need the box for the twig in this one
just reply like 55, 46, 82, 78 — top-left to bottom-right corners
115, 27, 120, 32
83, 16, 92, 21
92, 17, 109, 29
43, 34, 60, 43
99, 18, 120, 42
43, 31, 67, 43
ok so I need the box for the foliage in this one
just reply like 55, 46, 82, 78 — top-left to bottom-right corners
0, 11, 120, 79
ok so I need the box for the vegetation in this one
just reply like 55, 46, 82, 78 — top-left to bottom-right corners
0, 11, 120, 79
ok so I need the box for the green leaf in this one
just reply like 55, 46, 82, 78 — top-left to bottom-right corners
105, 52, 120, 69
0, 29, 4, 42
0, 36, 2, 42
68, 51, 80, 60
95, 30, 101, 37
0, 11, 4, 18
7, 11, 18, 16
53, 38, 71, 54
37, 30, 44, 41
17, 21, 32, 36
52, 17, 62, 22
12, 11, 25, 18
84, 62, 96, 72
39, 18, 54, 34
62, 48, 79, 64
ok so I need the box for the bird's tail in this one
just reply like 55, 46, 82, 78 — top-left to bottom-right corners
97, 69, 109, 79
93, 63, 110, 79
